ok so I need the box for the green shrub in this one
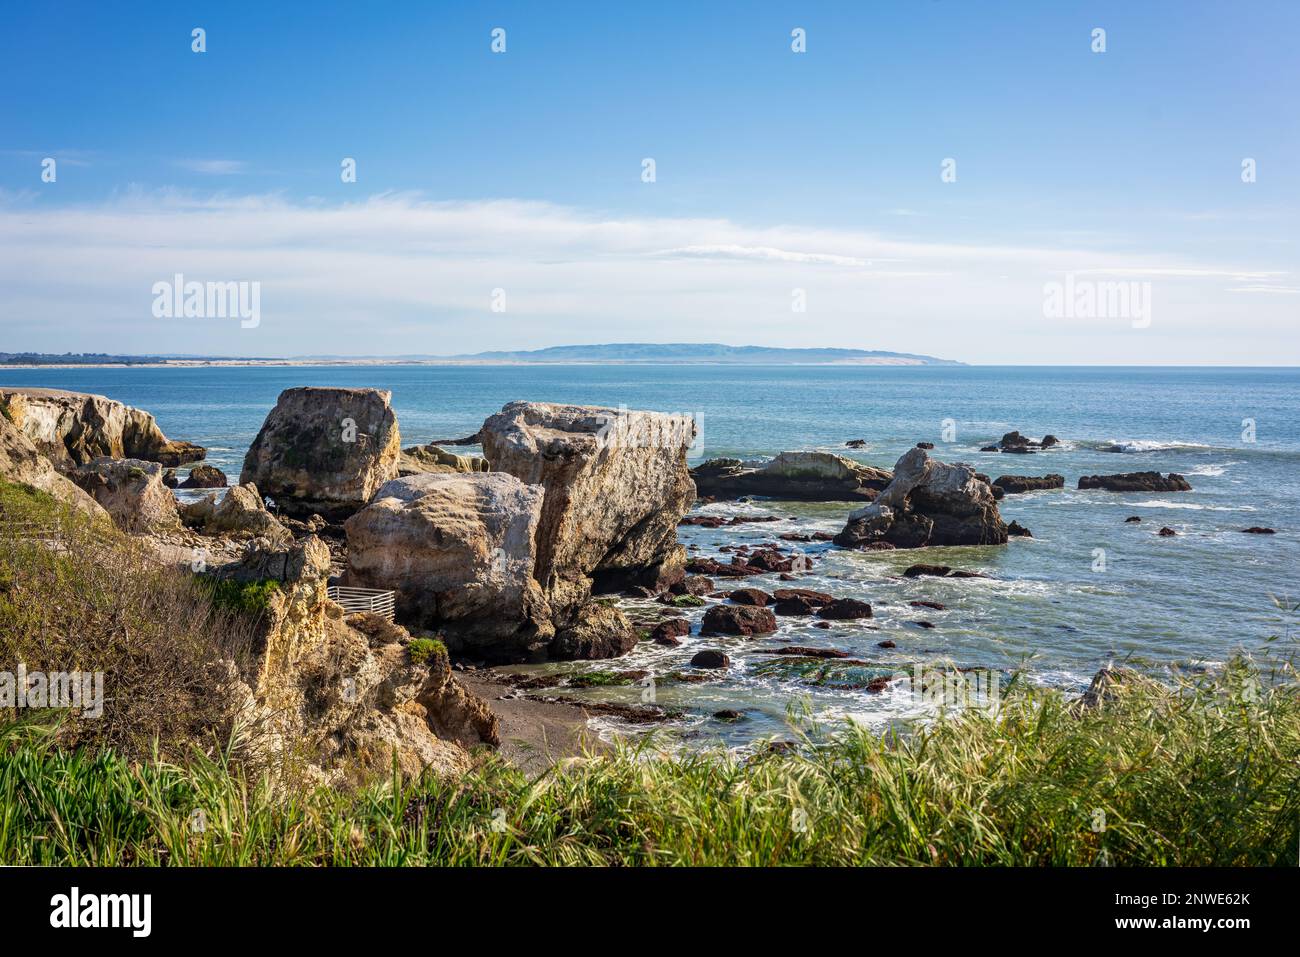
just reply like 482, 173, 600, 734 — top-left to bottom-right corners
407, 637, 446, 665
199, 577, 281, 616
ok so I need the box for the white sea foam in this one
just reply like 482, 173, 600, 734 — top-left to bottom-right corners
1187, 461, 1242, 477
1126, 499, 1256, 512
1097, 439, 1212, 453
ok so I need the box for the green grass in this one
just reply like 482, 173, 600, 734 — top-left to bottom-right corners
2, 660, 1297, 866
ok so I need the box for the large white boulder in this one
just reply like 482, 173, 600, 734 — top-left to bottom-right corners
68, 457, 180, 534
343, 472, 554, 662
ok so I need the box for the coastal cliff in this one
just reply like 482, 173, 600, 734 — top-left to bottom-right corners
0, 387, 205, 467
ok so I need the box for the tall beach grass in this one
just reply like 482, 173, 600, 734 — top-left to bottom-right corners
3, 659, 1297, 866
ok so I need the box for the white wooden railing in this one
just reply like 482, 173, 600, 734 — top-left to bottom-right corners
326, 585, 396, 621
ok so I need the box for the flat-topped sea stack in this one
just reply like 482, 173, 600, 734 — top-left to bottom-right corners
240, 387, 400, 520
344, 472, 554, 662
692, 451, 892, 502
480, 401, 697, 615
0, 387, 205, 467
834, 447, 1008, 549
1078, 472, 1192, 493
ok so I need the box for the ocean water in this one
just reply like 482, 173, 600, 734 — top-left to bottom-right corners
5, 364, 1297, 747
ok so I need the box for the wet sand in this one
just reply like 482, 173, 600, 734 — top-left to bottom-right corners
458, 670, 611, 776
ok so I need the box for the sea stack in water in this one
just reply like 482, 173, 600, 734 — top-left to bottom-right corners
0, 387, 205, 467
343, 472, 554, 662
480, 401, 697, 614
1078, 472, 1192, 493
691, 451, 892, 502
240, 387, 401, 520
834, 447, 1008, 549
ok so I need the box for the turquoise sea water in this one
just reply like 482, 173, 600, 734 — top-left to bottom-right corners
5, 364, 1297, 746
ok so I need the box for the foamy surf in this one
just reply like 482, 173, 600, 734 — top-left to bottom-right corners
1187, 461, 1242, 477
1127, 499, 1256, 511
1092, 439, 1214, 453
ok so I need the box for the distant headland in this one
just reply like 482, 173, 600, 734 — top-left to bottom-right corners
1, 343, 963, 368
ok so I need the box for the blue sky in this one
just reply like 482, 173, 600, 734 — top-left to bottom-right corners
1, 1, 1296, 363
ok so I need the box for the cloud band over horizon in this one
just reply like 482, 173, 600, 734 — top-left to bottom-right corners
1, 190, 1295, 364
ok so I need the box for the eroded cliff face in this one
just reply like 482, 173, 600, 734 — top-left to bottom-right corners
0, 412, 110, 520
239, 387, 400, 521
0, 388, 205, 468
210, 537, 499, 783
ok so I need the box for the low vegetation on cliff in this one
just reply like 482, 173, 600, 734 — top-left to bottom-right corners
0, 481, 258, 757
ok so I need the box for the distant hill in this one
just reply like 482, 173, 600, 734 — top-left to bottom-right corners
2, 344, 963, 367
442, 343, 963, 365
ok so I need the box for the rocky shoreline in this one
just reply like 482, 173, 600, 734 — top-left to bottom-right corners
3, 386, 1260, 775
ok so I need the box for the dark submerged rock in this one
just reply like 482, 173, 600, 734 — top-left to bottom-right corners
178, 463, 228, 489
728, 587, 774, 606
691, 650, 731, 669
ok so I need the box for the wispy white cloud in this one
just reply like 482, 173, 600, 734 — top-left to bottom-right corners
654, 245, 874, 267
0, 191, 1294, 363
174, 159, 249, 175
